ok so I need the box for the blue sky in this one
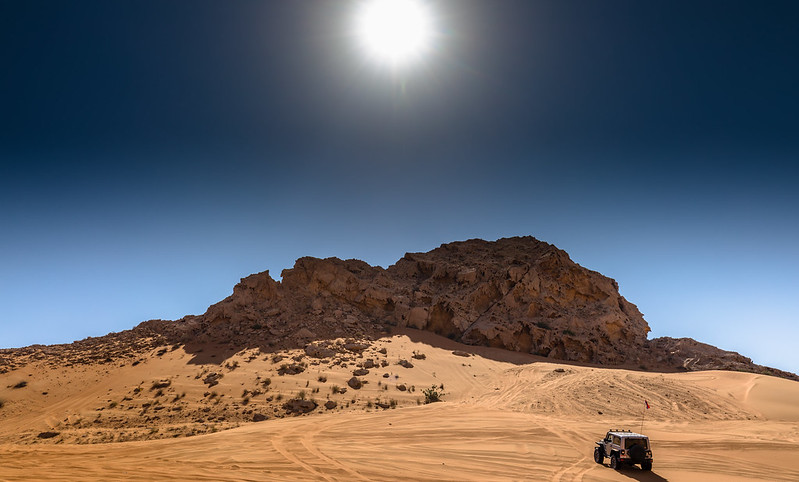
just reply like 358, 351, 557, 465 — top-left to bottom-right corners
2, 1, 797, 373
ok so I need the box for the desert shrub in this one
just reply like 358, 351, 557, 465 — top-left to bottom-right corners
331, 385, 342, 394
297, 390, 307, 400
422, 385, 445, 404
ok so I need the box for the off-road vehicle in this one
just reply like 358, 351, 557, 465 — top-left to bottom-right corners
594, 429, 653, 471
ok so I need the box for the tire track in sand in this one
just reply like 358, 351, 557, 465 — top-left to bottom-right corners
271, 417, 369, 481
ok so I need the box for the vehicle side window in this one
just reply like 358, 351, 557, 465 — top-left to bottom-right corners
612, 435, 620, 445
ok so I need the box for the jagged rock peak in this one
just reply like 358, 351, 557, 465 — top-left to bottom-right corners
193, 236, 650, 365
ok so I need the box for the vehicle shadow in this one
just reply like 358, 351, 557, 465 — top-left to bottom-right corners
609, 465, 668, 482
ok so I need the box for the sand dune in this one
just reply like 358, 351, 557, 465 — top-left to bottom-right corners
2, 331, 799, 480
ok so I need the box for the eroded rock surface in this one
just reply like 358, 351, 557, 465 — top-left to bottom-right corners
1, 237, 794, 379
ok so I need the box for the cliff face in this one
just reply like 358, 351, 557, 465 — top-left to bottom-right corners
191, 237, 650, 365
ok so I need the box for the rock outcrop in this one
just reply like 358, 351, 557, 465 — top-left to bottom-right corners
2, 236, 795, 380
180, 237, 650, 365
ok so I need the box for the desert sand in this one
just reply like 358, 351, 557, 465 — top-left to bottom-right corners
2, 330, 799, 481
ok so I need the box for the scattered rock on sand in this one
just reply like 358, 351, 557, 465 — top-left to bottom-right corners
347, 377, 363, 390
283, 399, 317, 414
324, 400, 337, 410
398, 360, 414, 369
37, 431, 59, 439
452, 350, 471, 357
151, 379, 171, 390
203, 373, 222, 387
278, 363, 306, 376
305, 344, 336, 359
253, 413, 268, 422
344, 343, 370, 352
352, 368, 370, 376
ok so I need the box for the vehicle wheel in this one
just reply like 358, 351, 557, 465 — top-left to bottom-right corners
594, 448, 603, 464
642, 461, 652, 471
610, 454, 620, 470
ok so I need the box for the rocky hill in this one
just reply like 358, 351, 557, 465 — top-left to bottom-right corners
1, 237, 794, 380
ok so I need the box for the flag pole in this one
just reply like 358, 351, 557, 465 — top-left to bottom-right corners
640, 407, 645, 433
641, 400, 648, 433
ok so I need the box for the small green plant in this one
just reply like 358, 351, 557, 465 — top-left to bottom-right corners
422, 385, 445, 404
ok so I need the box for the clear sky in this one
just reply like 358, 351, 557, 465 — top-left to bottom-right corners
2, 1, 797, 373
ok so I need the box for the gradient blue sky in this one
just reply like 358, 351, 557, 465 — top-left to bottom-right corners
2, 1, 797, 373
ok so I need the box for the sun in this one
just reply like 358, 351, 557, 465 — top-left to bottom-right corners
356, 0, 434, 66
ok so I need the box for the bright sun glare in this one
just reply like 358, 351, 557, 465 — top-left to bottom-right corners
356, 0, 433, 66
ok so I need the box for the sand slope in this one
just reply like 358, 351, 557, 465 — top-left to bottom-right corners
2, 331, 799, 480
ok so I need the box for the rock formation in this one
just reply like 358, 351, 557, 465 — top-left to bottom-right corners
1, 236, 795, 380
180, 237, 649, 365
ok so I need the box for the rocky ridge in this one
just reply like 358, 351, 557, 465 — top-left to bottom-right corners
1, 236, 795, 380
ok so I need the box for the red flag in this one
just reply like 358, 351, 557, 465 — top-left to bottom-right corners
645, 400, 650, 409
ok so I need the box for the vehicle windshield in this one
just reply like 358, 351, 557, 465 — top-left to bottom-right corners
625, 438, 648, 450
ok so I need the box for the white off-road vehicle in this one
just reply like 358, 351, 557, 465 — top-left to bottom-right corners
594, 429, 653, 471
